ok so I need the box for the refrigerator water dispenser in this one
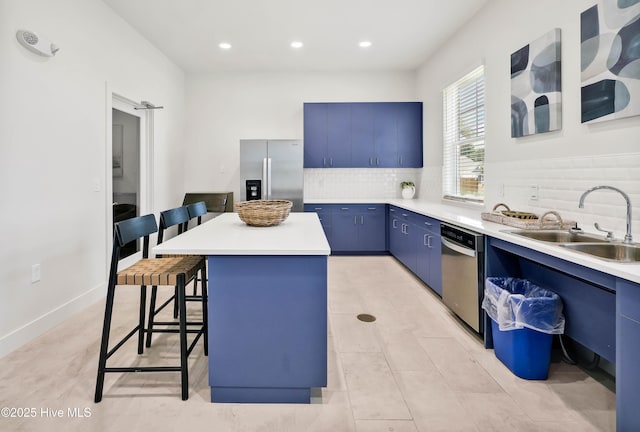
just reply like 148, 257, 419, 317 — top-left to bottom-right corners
246, 180, 262, 201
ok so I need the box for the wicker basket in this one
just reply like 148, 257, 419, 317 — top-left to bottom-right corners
481, 203, 576, 230
235, 200, 293, 227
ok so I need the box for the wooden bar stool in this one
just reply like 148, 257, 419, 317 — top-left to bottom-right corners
94, 213, 207, 402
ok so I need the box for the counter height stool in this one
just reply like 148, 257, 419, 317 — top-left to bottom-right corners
94, 213, 207, 402
185, 200, 223, 297
145, 206, 208, 349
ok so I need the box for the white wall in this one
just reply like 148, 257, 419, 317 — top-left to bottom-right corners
416, 0, 640, 238
0, 0, 185, 357
184, 71, 418, 200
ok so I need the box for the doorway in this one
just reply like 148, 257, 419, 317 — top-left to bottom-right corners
109, 93, 154, 267
112, 108, 140, 259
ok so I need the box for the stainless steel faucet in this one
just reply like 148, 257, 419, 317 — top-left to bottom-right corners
578, 185, 633, 244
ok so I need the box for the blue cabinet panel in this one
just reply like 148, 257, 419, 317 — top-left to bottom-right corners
304, 204, 332, 242
332, 207, 360, 251
351, 103, 374, 167
327, 104, 352, 167
396, 102, 423, 167
303, 103, 328, 168
306, 204, 386, 253
359, 206, 387, 251
208, 255, 327, 403
617, 279, 640, 431
373, 103, 398, 167
387, 206, 441, 295
303, 102, 422, 168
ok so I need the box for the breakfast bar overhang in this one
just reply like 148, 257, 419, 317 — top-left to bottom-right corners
153, 212, 331, 403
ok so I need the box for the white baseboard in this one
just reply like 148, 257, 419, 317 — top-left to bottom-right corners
0, 283, 106, 359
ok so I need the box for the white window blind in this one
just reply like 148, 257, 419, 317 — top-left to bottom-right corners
442, 65, 485, 203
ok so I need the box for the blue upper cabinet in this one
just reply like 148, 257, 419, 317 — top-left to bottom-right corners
327, 104, 352, 167
303, 103, 328, 168
396, 102, 423, 167
304, 102, 423, 168
351, 103, 374, 167
373, 103, 398, 167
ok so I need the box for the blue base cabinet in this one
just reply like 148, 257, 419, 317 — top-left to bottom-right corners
305, 204, 386, 254
617, 279, 640, 431
304, 102, 423, 168
207, 255, 327, 403
387, 206, 442, 295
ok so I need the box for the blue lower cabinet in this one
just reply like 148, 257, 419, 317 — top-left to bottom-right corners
332, 207, 360, 251
304, 204, 332, 243
388, 206, 442, 295
306, 204, 386, 253
414, 219, 442, 295
207, 255, 327, 403
617, 279, 640, 431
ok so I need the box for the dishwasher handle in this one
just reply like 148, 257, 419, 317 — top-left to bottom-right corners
441, 237, 477, 258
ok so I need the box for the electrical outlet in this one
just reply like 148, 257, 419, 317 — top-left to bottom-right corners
530, 184, 539, 201
31, 264, 41, 283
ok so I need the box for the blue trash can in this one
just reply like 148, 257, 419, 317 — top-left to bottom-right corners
482, 277, 565, 380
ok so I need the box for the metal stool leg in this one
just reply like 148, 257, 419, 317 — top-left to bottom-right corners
146, 286, 158, 348
177, 275, 189, 400
201, 264, 208, 356
95, 280, 116, 403
138, 285, 147, 354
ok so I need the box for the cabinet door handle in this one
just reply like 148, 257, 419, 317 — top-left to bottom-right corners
424, 234, 428, 246
427, 235, 432, 248
341, 207, 349, 211
323, 157, 326, 167
314, 207, 323, 210
399, 156, 403, 166
367, 207, 377, 211
353, 216, 357, 225
424, 222, 432, 227
329, 158, 333, 167
376, 157, 379, 166
392, 219, 398, 228
390, 208, 395, 213
360, 215, 364, 224
369, 157, 373, 166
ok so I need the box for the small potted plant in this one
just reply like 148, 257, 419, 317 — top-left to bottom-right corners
401, 181, 415, 199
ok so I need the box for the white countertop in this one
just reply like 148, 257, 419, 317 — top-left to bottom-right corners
306, 198, 640, 284
153, 212, 331, 256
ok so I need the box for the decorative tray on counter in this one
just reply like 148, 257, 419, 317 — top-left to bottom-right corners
481, 203, 576, 230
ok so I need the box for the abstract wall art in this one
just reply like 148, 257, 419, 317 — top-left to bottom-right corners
511, 28, 562, 137
581, 0, 640, 123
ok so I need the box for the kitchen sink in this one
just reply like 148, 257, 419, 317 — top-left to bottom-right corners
504, 230, 609, 243
558, 243, 640, 263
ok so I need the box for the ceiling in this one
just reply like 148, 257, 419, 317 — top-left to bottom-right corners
102, 0, 489, 73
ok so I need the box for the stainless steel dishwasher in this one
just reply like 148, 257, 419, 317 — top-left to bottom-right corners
441, 223, 485, 333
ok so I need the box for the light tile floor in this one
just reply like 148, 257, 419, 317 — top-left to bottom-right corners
0, 256, 615, 431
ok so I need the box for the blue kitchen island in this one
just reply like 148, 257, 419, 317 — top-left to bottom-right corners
153, 212, 331, 403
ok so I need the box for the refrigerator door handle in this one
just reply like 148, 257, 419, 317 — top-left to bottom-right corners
267, 157, 272, 199
262, 157, 268, 199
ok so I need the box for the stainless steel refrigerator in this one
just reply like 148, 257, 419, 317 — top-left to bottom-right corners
240, 139, 304, 212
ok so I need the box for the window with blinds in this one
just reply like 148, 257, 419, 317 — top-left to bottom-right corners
442, 65, 485, 203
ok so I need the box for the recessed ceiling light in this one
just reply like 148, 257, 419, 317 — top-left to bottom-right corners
219, 42, 231, 50
290, 41, 304, 49
359, 41, 372, 48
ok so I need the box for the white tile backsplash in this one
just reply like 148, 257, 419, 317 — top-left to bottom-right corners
484, 152, 640, 239
305, 153, 640, 241
304, 168, 421, 199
